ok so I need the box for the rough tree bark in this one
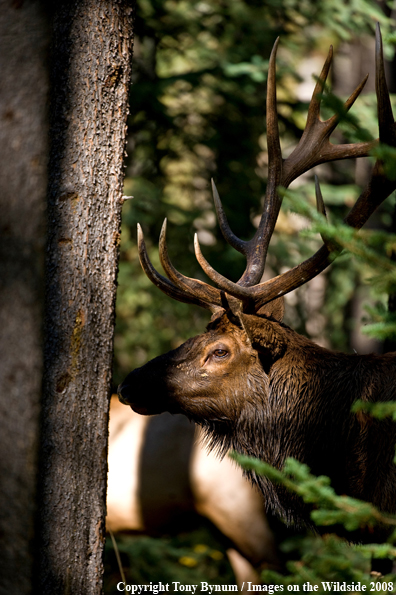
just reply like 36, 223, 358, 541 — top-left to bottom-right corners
0, 2, 50, 593
36, 2, 134, 593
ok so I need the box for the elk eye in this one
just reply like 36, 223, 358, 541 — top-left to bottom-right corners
213, 349, 228, 358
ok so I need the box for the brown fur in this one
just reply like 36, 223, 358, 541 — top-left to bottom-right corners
118, 310, 396, 535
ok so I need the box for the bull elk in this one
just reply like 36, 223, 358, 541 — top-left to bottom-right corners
118, 26, 396, 536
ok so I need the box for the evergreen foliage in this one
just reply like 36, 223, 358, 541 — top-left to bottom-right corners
104, 525, 235, 592
231, 453, 396, 589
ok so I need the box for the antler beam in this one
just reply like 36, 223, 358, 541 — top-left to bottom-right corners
138, 24, 396, 315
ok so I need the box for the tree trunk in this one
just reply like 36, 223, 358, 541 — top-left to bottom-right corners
0, 2, 49, 593
37, 2, 134, 593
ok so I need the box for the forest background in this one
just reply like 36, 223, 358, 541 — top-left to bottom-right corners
107, 0, 396, 590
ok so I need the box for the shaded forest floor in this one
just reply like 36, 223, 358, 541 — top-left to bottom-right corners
104, 521, 236, 591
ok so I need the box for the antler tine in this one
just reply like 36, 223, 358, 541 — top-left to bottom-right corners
211, 179, 247, 255
314, 175, 326, 218
194, 233, 254, 308
328, 74, 369, 129
376, 22, 395, 146
203, 38, 282, 295
306, 45, 333, 126
237, 36, 283, 287
137, 223, 222, 312
158, 219, 223, 309
344, 23, 396, 230
282, 50, 376, 188
265, 37, 282, 167
203, 38, 283, 290
314, 176, 341, 254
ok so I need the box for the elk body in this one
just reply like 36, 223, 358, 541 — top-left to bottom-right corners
120, 310, 396, 531
118, 27, 396, 535
106, 397, 278, 586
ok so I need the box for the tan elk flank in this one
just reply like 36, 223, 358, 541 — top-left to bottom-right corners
106, 397, 277, 586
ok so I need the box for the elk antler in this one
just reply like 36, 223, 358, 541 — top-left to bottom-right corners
137, 222, 223, 312
137, 24, 396, 315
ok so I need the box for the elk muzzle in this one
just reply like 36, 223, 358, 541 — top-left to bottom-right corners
117, 338, 199, 415
117, 357, 174, 415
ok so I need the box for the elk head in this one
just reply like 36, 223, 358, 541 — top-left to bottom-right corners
118, 27, 396, 522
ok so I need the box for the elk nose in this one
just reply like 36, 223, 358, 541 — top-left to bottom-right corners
117, 382, 131, 405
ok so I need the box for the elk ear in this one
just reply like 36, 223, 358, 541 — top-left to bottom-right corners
241, 309, 287, 363
220, 291, 246, 329
256, 297, 284, 321
208, 293, 251, 339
